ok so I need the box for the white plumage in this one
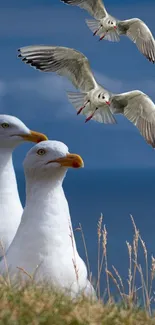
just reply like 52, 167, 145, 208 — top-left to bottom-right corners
0, 115, 47, 259
1, 140, 96, 298
18, 46, 155, 148
61, 0, 155, 63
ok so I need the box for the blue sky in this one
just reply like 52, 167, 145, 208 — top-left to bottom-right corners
1, 0, 155, 169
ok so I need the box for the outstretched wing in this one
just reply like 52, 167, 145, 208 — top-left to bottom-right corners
118, 18, 155, 63
18, 46, 97, 92
111, 90, 155, 147
61, 0, 107, 19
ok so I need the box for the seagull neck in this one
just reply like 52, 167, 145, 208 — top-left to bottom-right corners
24, 172, 77, 249
0, 147, 21, 203
25, 172, 65, 202
0, 146, 13, 166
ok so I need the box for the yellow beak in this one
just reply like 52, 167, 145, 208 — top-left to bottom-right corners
47, 153, 84, 169
20, 130, 48, 143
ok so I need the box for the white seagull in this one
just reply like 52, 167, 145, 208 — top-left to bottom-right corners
61, 0, 155, 63
0, 115, 47, 259
1, 140, 96, 298
18, 45, 155, 148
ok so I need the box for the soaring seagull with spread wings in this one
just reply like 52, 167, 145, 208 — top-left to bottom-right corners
61, 0, 155, 63
18, 45, 155, 148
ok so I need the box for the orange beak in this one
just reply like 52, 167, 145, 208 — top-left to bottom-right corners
47, 153, 84, 169
20, 130, 48, 143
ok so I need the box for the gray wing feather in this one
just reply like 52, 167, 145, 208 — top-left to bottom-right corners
61, 0, 107, 19
118, 19, 155, 63
18, 45, 97, 92
111, 91, 155, 147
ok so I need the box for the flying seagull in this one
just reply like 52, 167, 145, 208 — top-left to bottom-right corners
61, 0, 155, 63
18, 45, 155, 148
1, 140, 96, 299
0, 115, 47, 260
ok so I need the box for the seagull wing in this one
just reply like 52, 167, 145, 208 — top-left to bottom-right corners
118, 18, 155, 63
61, 0, 107, 19
111, 90, 155, 147
18, 46, 97, 92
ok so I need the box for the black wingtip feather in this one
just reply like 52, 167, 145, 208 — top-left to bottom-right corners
61, 0, 71, 3
18, 54, 22, 58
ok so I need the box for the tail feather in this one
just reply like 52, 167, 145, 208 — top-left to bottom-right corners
67, 91, 88, 113
91, 107, 117, 124
86, 19, 102, 36
104, 31, 120, 42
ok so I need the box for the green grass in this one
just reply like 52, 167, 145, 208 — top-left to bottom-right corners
0, 284, 155, 325
0, 215, 155, 324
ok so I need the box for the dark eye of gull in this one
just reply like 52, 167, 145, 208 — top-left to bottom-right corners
1, 123, 10, 129
37, 149, 46, 156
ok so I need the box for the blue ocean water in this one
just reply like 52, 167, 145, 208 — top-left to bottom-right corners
16, 167, 155, 293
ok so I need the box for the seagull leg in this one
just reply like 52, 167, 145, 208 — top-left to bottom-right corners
77, 100, 90, 115
99, 35, 105, 41
93, 29, 100, 36
85, 108, 98, 123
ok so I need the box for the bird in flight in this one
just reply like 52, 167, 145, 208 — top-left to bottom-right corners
18, 45, 155, 148
61, 0, 155, 63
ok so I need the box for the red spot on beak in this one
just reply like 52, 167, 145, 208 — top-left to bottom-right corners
106, 101, 111, 106
72, 161, 80, 168
114, 26, 117, 29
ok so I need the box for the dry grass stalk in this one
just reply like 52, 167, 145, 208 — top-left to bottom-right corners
96, 214, 103, 298
126, 241, 132, 299
106, 270, 123, 300
149, 256, 155, 299
0, 241, 11, 287
130, 215, 139, 298
112, 265, 125, 299
16, 267, 33, 280
102, 225, 111, 302
69, 223, 79, 283
78, 223, 91, 283
139, 235, 150, 311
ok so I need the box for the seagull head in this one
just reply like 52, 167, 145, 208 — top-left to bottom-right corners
0, 115, 48, 148
97, 91, 111, 106
24, 140, 84, 178
105, 17, 117, 31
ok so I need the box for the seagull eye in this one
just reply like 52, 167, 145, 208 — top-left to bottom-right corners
102, 95, 105, 99
1, 123, 9, 128
37, 149, 46, 156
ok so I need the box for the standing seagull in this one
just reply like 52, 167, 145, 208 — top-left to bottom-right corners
0, 115, 47, 259
61, 0, 155, 63
18, 45, 155, 148
1, 140, 96, 298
